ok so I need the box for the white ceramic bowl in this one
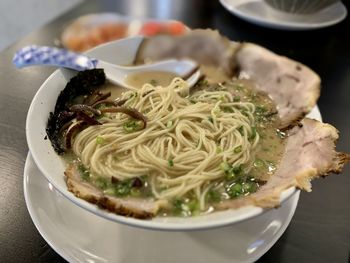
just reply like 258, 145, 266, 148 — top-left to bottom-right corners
26, 36, 321, 231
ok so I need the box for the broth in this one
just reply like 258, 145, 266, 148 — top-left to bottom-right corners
125, 71, 179, 89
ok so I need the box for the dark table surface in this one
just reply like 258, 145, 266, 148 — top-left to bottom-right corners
0, 0, 349, 262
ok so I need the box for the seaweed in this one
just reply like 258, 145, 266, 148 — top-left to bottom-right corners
46, 69, 106, 154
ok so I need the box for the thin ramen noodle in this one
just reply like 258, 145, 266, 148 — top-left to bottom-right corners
71, 78, 268, 214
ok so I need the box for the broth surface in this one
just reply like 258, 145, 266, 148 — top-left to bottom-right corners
125, 71, 179, 89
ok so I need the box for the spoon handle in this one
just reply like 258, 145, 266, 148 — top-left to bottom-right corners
13, 45, 98, 70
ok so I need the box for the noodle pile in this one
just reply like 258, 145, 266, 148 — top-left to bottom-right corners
72, 78, 259, 210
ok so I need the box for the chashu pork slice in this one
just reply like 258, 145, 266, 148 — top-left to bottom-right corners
134, 29, 238, 76
135, 29, 320, 128
216, 118, 349, 211
235, 43, 320, 128
65, 164, 167, 219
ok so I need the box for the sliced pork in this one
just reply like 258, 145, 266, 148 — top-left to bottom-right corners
234, 43, 320, 128
65, 164, 167, 219
135, 29, 321, 128
135, 29, 238, 76
217, 118, 349, 210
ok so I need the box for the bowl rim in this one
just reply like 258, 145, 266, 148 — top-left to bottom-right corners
26, 36, 308, 231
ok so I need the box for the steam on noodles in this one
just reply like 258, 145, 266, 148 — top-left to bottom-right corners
71, 78, 260, 213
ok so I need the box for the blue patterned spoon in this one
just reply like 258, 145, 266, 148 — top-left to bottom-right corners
13, 45, 200, 89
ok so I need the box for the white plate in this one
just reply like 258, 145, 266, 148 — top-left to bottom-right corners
24, 152, 300, 263
219, 0, 347, 30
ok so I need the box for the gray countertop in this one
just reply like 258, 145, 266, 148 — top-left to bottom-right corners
0, 0, 81, 50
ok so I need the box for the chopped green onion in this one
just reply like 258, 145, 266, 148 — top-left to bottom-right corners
187, 200, 199, 212
226, 183, 243, 198
234, 84, 243, 91
232, 165, 243, 175
216, 146, 223, 153
234, 145, 242, 153
103, 188, 115, 195
221, 162, 243, 181
249, 127, 257, 140
123, 119, 140, 133
95, 177, 109, 190
219, 95, 225, 101
114, 181, 132, 196
238, 126, 244, 135
225, 171, 236, 181
96, 136, 105, 145
166, 120, 173, 128
173, 199, 183, 209
222, 106, 233, 113
168, 159, 174, 167
208, 116, 214, 123
213, 107, 221, 115
130, 188, 141, 197
253, 159, 265, 168
172, 199, 184, 216
255, 106, 267, 115
78, 164, 90, 181
220, 162, 231, 172
242, 182, 258, 193
233, 96, 241, 102
172, 198, 200, 217
96, 113, 105, 119
150, 79, 158, 86
207, 189, 221, 203
197, 78, 209, 87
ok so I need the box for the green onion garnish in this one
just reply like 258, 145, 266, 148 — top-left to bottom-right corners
234, 145, 242, 153
96, 136, 105, 145
166, 120, 173, 128
123, 119, 140, 133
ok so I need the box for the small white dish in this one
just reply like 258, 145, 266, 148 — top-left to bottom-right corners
219, 0, 347, 30
61, 13, 189, 52
23, 153, 300, 263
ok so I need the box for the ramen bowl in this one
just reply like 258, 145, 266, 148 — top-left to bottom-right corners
26, 36, 320, 231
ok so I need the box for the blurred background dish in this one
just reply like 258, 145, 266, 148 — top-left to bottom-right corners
61, 13, 188, 52
264, 0, 340, 14
219, 0, 347, 30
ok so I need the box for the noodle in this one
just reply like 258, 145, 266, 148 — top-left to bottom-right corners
71, 78, 259, 211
